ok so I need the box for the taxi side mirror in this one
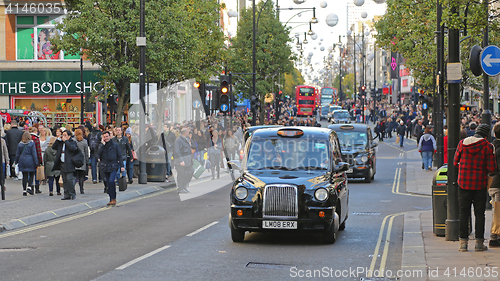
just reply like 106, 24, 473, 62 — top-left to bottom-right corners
228, 160, 241, 170
371, 142, 378, 148
335, 162, 349, 173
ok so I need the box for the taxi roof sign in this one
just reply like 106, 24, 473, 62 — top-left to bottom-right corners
277, 129, 304, 137
339, 125, 355, 130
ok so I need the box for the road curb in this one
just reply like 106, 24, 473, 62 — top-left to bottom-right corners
401, 211, 428, 281
0, 181, 177, 232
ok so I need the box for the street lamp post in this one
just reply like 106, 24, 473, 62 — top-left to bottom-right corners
353, 31, 357, 105
138, 0, 147, 184
80, 57, 84, 125
252, 0, 257, 126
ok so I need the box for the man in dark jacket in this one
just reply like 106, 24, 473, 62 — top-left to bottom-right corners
454, 124, 496, 252
98, 131, 124, 206
414, 119, 424, 144
396, 120, 406, 147
5, 120, 24, 178
161, 124, 177, 179
467, 122, 477, 137
89, 124, 102, 184
52, 130, 79, 200
174, 128, 194, 193
113, 127, 132, 180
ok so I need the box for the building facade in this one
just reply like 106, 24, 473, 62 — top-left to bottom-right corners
0, 0, 101, 127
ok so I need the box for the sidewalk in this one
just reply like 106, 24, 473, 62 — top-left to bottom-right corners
401, 146, 500, 280
0, 167, 215, 232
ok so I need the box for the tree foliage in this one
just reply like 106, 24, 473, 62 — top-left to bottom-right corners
228, 1, 295, 122
283, 68, 305, 98
54, 0, 225, 124
375, 0, 500, 96
334, 73, 355, 99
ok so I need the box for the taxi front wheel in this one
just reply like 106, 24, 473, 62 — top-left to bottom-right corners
323, 212, 340, 244
230, 218, 245, 242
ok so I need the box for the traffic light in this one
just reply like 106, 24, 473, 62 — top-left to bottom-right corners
250, 94, 259, 112
219, 75, 229, 112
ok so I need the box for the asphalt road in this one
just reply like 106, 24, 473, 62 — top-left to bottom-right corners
0, 122, 432, 281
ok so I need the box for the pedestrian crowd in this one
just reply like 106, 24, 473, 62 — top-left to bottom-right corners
2, 117, 138, 206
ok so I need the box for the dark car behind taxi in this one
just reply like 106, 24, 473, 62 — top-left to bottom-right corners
229, 127, 349, 244
328, 124, 377, 182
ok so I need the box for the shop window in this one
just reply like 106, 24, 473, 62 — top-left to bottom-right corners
16, 15, 79, 61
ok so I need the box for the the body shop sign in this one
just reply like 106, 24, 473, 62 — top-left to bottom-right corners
0, 70, 102, 95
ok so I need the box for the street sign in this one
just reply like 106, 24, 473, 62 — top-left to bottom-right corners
481, 45, 500, 76
220, 104, 228, 112
422, 103, 428, 110
193, 100, 201, 109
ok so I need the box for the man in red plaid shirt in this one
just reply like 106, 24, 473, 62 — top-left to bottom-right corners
454, 124, 496, 252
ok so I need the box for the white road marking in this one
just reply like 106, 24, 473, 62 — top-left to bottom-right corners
116, 245, 171, 270
186, 221, 219, 237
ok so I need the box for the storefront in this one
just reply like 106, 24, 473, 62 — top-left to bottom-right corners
0, 70, 102, 127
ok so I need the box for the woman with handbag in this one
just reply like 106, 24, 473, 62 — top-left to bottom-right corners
44, 137, 61, 196
208, 129, 222, 180
74, 129, 89, 194
15, 131, 38, 196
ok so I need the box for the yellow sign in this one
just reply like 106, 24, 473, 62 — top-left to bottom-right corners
265, 93, 274, 103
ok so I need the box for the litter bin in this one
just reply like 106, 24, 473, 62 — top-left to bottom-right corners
146, 145, 166, 182
432, 165, 448, 237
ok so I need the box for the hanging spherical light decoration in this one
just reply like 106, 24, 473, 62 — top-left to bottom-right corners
354, 0, 365, 6
325, 14, 339, 27
361, 11, 368, 18
320, 1, 328, 8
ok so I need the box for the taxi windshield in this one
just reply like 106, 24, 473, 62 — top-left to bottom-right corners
334, 111, 350, 119
337, 131, 368, 149
329, 106, 341, 113
246, 138, 330, 171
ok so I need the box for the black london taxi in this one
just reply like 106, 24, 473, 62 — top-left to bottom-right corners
243, 125, 282, 143
329, 110, 352, 124
328, 124, 377, 183
229, 127, 349, 244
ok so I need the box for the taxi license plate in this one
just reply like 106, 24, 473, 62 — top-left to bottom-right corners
347, 168, 353, 173
262, 220, 297, 229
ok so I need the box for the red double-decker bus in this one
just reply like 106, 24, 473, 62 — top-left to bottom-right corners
295, 85, 317, 116
320, 87, 338, 105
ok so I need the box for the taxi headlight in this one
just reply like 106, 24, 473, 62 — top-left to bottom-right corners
314, 188, 329, 201
234, 187, 248, 200
356, 155, 369, 165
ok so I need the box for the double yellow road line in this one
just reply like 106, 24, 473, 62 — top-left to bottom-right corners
368, 167, 430, 277
368, 211, 409, 277
392, 168, 429, 198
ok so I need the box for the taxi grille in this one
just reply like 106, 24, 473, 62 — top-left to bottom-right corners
263, 185, 298, 218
